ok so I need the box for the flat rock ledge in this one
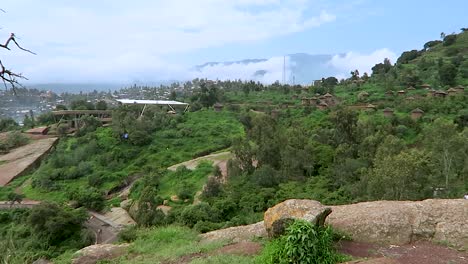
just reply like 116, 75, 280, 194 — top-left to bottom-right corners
72, 243, 129, 264
201, 221, 266, 243
200, 199, 468, 250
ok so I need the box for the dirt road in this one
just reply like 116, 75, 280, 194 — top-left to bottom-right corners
0, 137, 58, 186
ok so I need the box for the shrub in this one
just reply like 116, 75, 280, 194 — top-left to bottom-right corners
256, 220, 343, 264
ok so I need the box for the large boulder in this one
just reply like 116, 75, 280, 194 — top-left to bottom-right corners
263, 199, 332, 237
201, 221, 267, 243
72, 243, 129, 264
327, 199, 468, 250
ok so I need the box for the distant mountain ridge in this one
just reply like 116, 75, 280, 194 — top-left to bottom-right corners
194, 53, 344, 84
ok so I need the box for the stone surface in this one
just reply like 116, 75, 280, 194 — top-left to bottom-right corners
103, 207, 136, 226
72, 244, 128, 264
263, 199, 332, 237
32, 259, 52, 264
201, 221, 266, 243
327, 199, 468, 250
120, 199, 132, 210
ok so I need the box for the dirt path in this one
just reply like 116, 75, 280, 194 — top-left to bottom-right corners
339, 240, 468, 264
0, 137, 58, 186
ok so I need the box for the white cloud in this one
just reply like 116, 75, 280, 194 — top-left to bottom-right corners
0, 0, 336, 83
329, 48, 397, 77
191, 56, 290, 83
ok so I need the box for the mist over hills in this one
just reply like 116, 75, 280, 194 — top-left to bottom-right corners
26, 51, 394, 94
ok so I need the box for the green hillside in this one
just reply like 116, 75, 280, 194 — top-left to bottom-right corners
0, 29, 467, 263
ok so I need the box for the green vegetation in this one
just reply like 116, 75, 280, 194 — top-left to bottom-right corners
0, 203, 91, 264
0, 130, 30, 153
1, 29, 467, 263
257, 220, 346, 264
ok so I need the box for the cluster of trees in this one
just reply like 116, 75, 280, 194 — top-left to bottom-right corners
0, 203, 91, 263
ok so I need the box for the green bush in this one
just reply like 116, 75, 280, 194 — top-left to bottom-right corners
256, 220, 344, 264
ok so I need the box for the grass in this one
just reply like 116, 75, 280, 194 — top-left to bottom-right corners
110, 226, 228, 264
190, 255, 255, 264
158, 161, 213, 199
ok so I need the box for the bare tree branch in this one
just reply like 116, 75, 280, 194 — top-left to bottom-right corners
1, 9, 36, 94
0, 33, 36, 54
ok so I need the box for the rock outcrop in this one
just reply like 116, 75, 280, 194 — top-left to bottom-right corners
263, 199, 332, 237
327, 199, 468, 250
201, 199, 467, 250
72, 243, 129, 264
201, 221, 266, 243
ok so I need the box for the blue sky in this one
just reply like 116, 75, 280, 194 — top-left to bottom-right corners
1, 0, 467, 83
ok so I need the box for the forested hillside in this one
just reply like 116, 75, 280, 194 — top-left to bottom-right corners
0, 29, 467, 263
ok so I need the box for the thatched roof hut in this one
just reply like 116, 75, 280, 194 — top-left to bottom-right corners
213, 103, 224, 112
383, 108, 394, 117
411, 108, 424, 120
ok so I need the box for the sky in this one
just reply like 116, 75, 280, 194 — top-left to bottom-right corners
0, 0, 467, 84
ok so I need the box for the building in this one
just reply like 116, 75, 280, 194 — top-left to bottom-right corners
421, 84, 431, 89
447, 88, 458, 96
271, 109, 280, 119
301, 97, 310, 106
317, 102, 328, 110
411, 108, 424, 120
213, 103, 224, 112
455, 85, 465, 93
383, 108, 394, 117
397, 90, 406, 96
365, 104, 377, 111
358, 91, 369, 101
434, 90, 448, 98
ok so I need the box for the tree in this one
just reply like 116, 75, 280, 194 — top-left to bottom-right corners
369, 149, 432, 200
28, 203, 88, 246
424, 40, 442, 50
397, 50, 420, 64
438, 63, 457, 86
322, 77, 338, 88
423, 119, 466, 192
1, 11, 36, 94
443, 34, 457, 46
7, 192, 24, 206
95, 100, 108, 110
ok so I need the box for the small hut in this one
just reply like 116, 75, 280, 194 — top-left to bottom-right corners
405, 96, 415, 101
271, 109, 280, 119
383, 108, 394, 117
385, 90, 394, 97
213, 103, 224, 112
358, 91, 369, 101
323, 93, 333, 98
291, 95, 299, 100
447, 88, 458, 96
397, 90, 406, 96
421, 84, 431, 89
407, 86, 416, 90
455, 85, 465, 93
309, 97, 319, 106
434, 90, 448, 98
411, 108, 424, 120
301, 97, 310, 106
317, 102, 328, 110
365, 104, 377, 111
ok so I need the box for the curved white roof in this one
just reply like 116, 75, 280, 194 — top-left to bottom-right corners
116, 99, 188, 105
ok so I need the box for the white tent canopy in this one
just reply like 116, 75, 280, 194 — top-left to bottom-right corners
116, 99, 188, 105
116, 99, 189, 114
